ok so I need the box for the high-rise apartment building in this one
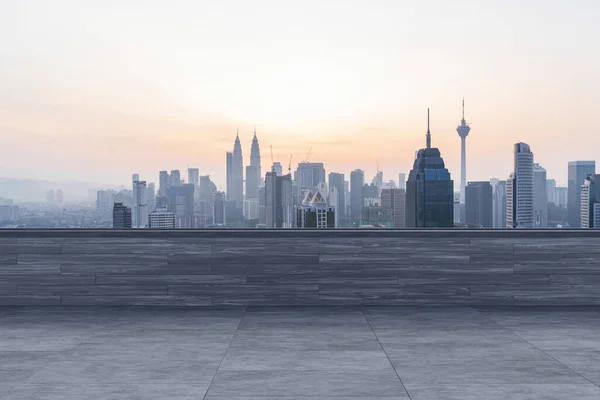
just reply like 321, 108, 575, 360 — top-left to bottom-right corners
350, 169, 365, 226
405, 110, 454, 228
492, 180, 507, 228
568, 161, 596, 227
146, 183, 156, 214
581, 174, 600, 228
465, 181, 493, 228
243, 198, 260, 220
132, 180, 148, 228
148, 209, 175, 229
297, 190, 335, 228
265, 172, 293, 228
381, 188, 406, 228
507, 143, 534, 228
112, 203, 132, 228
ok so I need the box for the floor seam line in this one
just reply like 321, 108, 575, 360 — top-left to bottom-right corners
361, 307, 414, 400
475, 308, 600, 390
202, 306, 248, 400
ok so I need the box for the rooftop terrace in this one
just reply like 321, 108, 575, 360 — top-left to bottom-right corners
2, 305, 600, 399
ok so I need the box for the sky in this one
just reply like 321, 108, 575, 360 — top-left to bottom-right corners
1, 0, 599, 190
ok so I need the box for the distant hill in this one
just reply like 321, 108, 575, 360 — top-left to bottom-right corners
0, 178, 123, 202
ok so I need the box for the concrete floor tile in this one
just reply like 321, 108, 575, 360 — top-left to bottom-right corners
206, 370, 409, 398
405, 383, 600, 400
220, 350, 392, 371
0, 384, 210, 400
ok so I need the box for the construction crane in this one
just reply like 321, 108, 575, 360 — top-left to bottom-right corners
270, 145, 274, 165
301, 147, 313, 163
288, 154, 293, 174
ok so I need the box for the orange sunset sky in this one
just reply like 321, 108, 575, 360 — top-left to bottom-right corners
1, 0, 599, 189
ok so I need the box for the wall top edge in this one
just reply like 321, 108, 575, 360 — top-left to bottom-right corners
1, 229, 600, 239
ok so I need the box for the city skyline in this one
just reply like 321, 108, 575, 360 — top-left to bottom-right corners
1, 1, 599, 188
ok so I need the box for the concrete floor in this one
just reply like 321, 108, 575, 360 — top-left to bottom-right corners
1, 306, 600, 399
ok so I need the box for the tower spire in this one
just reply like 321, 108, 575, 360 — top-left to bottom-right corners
426, 108, 431, 149
254, 125, 256, 137
236, 127, 239, 138
462, 98, 465, 121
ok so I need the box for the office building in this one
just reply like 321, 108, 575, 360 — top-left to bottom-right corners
132, 180, 148, 228
381, 188, 406, 228
556, 187, 568, 207
507, 143, 534, 228
361, 198, 393, 227
546, 179, 557, 205
265, 172, 293, 228
226, 151, 233, 201
167, 184, 195, 228
232, 133, 244, 209
493, 180, 507, 228
398, 173, 406, 190
465, 181, 493, 228
456, 99, 471, 205
350, 169, 365, 226
453, 192, 462, 224
169, 170, 181, 187
96, 190, 113, 216
405, 110, 454, 228
187, 168, 199, 187
295, 162, 326, 201
568, 161, 595, 227
0, 204, 19, 222
328, 172, 346, 222
581, 174, 600, 228
213, 191, 226, 225
372, 171, 383, 196
533, 163, 548, 228
148, 209, 175, 229
272, 162, 283, 176
258, 185, 267, 226
246, 128, 261, 200
297, 190, 335, 228
112, 203, 132, 228
158, 170, 169, 197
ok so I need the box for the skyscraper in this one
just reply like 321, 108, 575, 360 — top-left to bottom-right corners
213, 191, 226, 225
167, 184, 195, 228
188, 168, 199, 187
328, 172, 346, 224
169, 170, 181, 187
272, 162, 283, 176
158, 170, 169, 197
398, 173, 406, 190
146, 183, 156, 214
507, 143, 534, 228
350, 169, 364, 226
294, 162, 326, 201
132, 180, 148, 228
56, 189, 64, 206
456, 98, 471, 205
232, 132, 244, 209
47, 189, 55, 204
533, 163, 548, 228
381, 188, 406, 228
405, 109, 454, 228
568, 161, 596, 227
465, 181, 493, 228
265, 172, 293, 228
492, 180, 507, 228
112, 203, 132, 229
581, 174, 600, 228
246, 127, 261, 200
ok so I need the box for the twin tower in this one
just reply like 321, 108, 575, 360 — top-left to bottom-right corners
226, 128, 261, 210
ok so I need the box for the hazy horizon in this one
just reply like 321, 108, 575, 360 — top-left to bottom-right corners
2, 0, 599, 190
